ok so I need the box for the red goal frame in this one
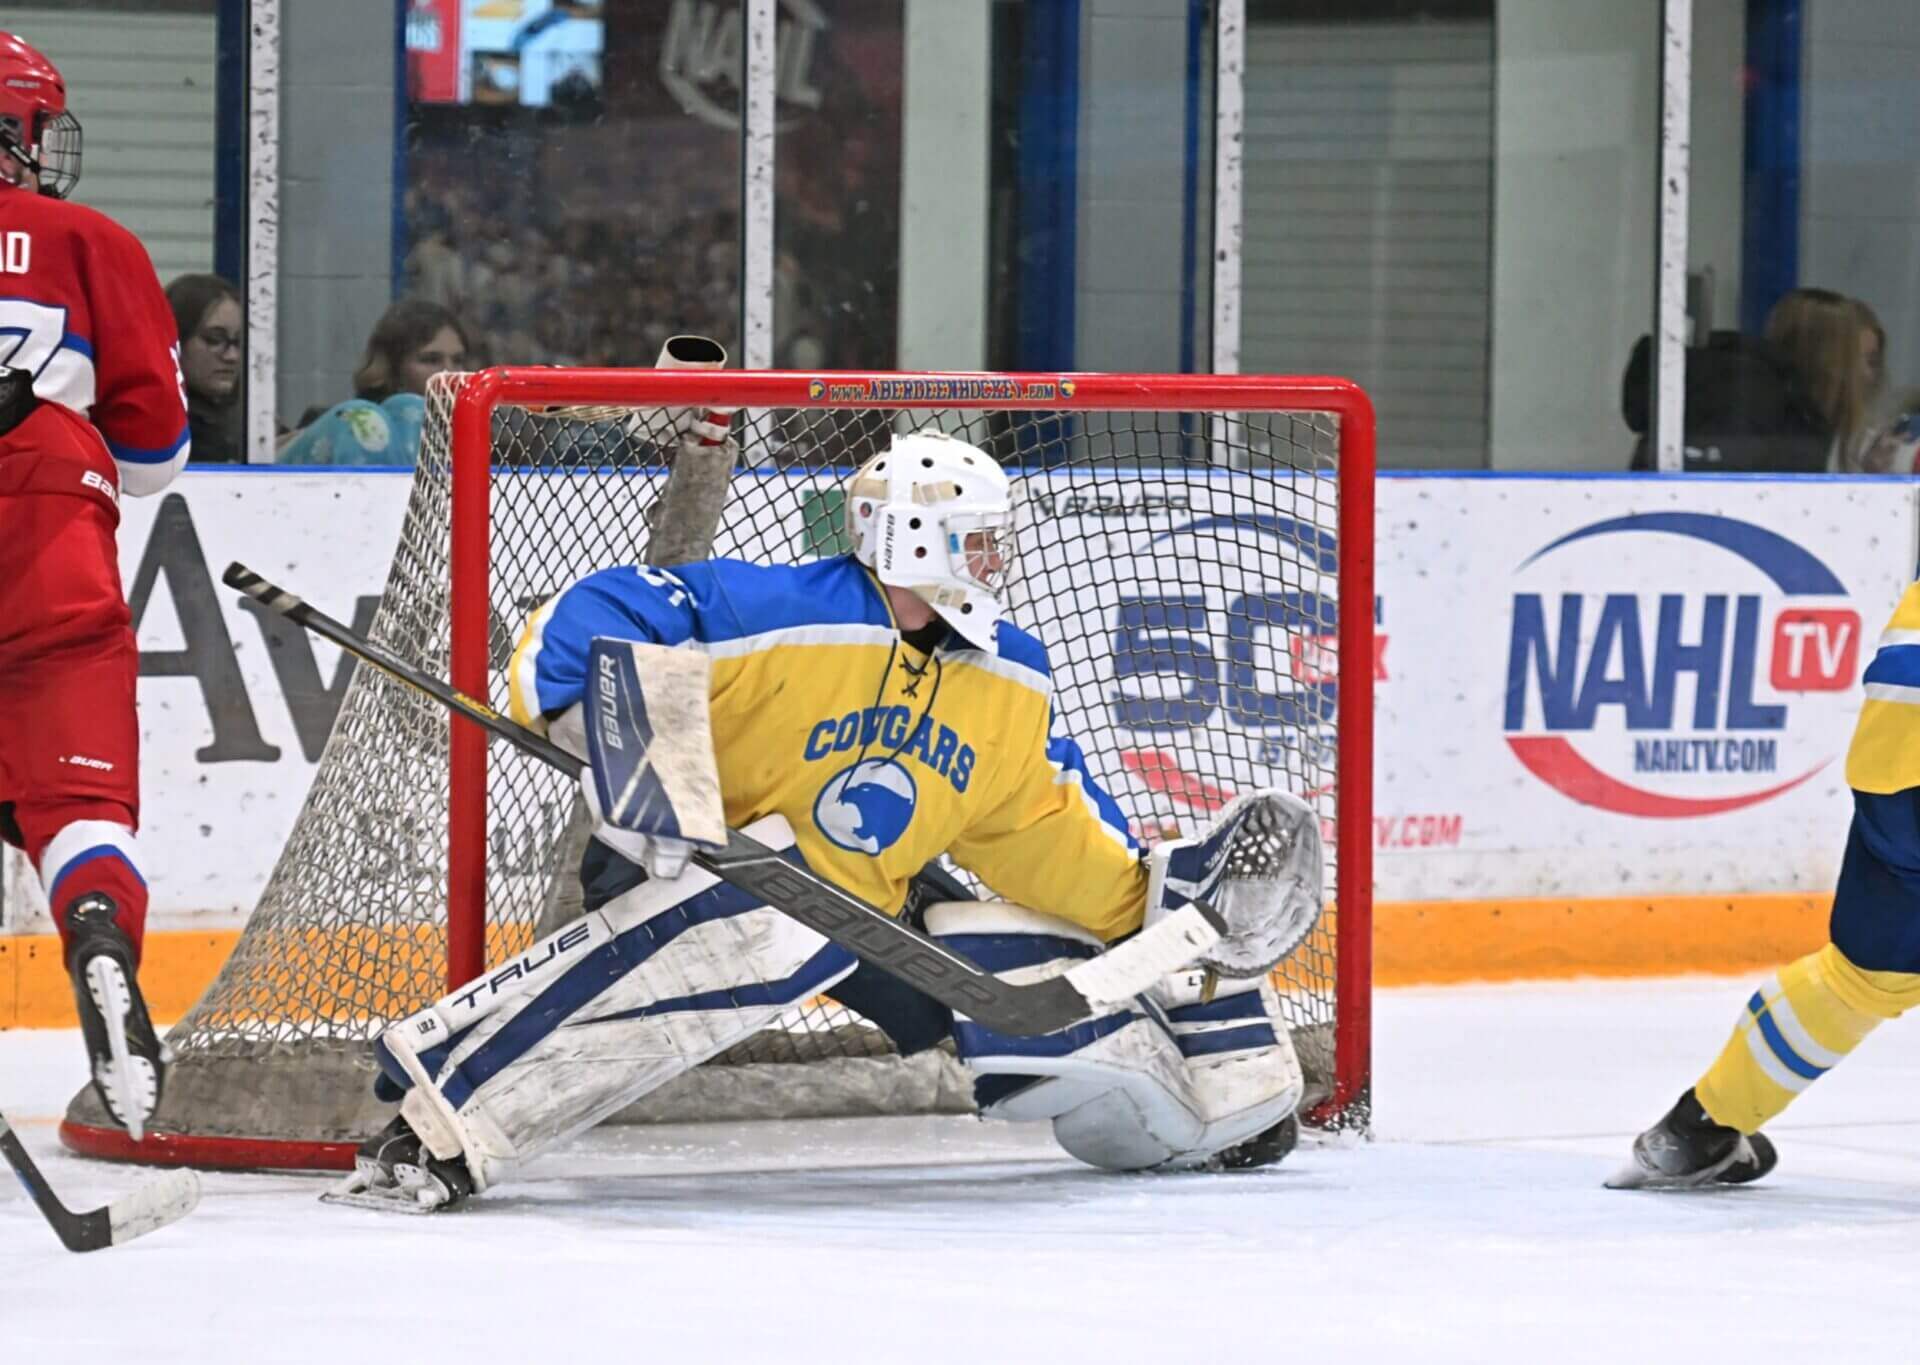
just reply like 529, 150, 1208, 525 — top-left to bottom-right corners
447, 369, 1376, 1127
57, 370, 1374, 1170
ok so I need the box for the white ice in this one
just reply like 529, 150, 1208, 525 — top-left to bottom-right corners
4, 978, 1917, 1363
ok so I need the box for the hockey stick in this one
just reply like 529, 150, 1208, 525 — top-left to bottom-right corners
223, 562, 1224, 1036
1, 1110, 200, 1252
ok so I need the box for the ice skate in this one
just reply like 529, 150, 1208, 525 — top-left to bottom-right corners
1209, 1113, 1301, 1171
323, 1115, 476, 1214
66, 894, 167, 1143
1606, 1088, 1778, 1190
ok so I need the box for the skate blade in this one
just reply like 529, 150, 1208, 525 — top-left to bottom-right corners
321, 1165, 460, 1215
319, 1185, 444, 1215
84, 957, 154, 1143
1603, 1160, 1658, 1190
1604, 1153, 1739, 1191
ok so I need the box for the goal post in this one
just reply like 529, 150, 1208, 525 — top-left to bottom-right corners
62, 368, 1375, 1169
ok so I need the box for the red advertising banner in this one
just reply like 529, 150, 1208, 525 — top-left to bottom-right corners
407, 0, 462, 103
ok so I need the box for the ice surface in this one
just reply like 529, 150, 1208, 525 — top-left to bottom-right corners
4, 978, 1916, 1362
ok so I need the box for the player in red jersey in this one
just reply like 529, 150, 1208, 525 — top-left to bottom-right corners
0, 32, 192, 1140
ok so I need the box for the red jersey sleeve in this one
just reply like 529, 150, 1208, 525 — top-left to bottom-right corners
82, 216, 191, 495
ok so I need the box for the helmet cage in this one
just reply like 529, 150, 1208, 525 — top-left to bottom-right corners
943, 508, 1017, 598
0, 108, 80, 198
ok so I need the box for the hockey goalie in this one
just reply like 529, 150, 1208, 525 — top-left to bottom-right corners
336, 428, 1325, 1211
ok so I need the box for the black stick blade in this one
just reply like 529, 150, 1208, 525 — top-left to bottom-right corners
1, 1112, 199, 1252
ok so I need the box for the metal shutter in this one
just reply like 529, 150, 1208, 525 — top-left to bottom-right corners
16, 7, 217, 286
1240, 20, 1493, 469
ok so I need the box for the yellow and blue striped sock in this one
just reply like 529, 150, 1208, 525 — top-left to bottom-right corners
1695, 943, 1919, 1133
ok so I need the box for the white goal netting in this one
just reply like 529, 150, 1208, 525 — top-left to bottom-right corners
64, 370, 1371, 1168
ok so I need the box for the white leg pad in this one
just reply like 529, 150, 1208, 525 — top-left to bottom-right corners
926, 900, 1301, 1171
378, 815, 855, 1192
1137, 968, 1304, 1170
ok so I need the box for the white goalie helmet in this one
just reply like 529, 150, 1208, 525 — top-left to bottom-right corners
847, 429, 1016, 641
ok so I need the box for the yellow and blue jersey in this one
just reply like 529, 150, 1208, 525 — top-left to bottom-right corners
508, 554, 1147, 942
1847, 581, 1920, 796
1829, 581, 1920, 975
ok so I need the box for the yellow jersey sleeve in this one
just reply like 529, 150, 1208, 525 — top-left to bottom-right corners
1846, 581, 1920, 795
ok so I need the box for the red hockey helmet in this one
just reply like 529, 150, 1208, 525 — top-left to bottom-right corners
0, 33, 80, 198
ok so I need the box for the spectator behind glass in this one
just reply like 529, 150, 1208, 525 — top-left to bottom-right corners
1764, 288, 1888, 471
166, 273, 245, 463
278, 300, 473, 466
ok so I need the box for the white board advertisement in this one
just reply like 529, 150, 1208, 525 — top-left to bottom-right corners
1, 472, 413, 932
1370, 476, 1918, 899
4, 470, 1915, 935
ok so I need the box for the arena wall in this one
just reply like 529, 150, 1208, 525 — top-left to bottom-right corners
4, 469, 1912, 1023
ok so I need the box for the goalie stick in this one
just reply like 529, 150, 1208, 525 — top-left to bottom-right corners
1, 1110, 199, 1252
223, 562, 1225, 1037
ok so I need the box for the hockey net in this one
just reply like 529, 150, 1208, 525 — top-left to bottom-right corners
63, 368, 1374, 1170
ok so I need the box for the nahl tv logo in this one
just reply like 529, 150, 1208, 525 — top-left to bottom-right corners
1503, 512, 1860, 818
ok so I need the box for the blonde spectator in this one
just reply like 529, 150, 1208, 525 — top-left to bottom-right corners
1764, 288, 1888, 471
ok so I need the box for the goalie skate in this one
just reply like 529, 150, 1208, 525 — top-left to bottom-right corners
322, 1116, 476, 1215
1208, 1113, 1301, 1172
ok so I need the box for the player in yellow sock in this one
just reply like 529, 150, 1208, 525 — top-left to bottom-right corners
1612, 582, 1920, 1188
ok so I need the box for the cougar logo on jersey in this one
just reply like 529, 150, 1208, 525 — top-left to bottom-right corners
813, 758, 918, 855
802, 705, 977, 792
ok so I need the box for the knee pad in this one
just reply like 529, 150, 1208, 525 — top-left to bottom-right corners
928, 900, 1302, 1171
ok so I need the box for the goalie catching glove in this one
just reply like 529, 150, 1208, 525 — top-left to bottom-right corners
1145, 789, 1325, 977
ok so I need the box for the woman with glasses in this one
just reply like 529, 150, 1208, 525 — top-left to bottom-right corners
165, 273, 245, 464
